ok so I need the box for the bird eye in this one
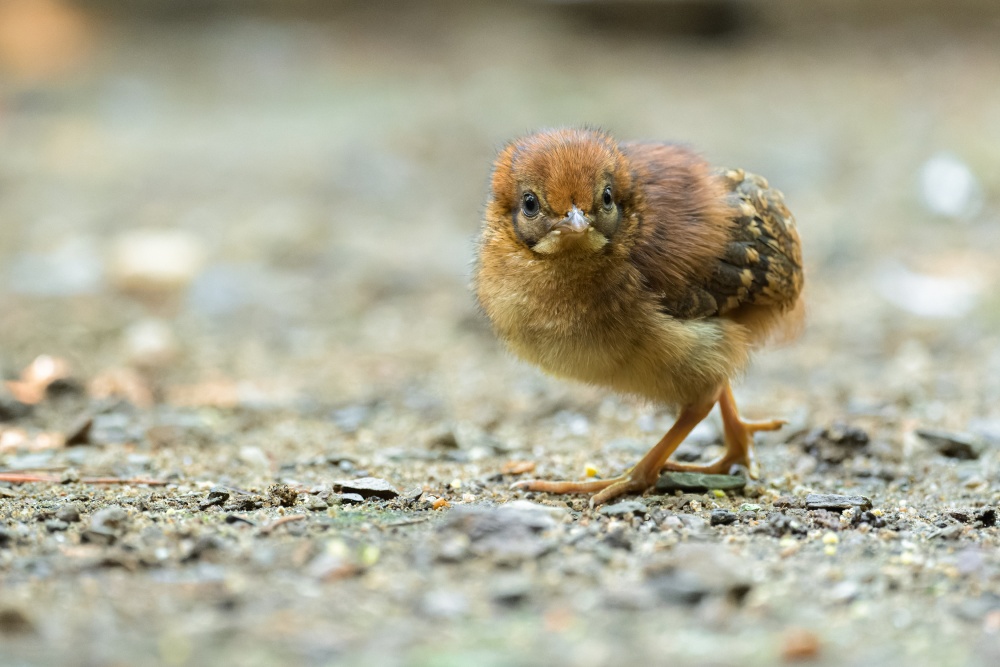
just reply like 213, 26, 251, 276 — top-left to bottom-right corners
521, 192, 540, 217
602, 186, 614, 209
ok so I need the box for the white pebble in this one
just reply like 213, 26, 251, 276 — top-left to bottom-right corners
108, 229, 206, 293
919, 153, 981, 219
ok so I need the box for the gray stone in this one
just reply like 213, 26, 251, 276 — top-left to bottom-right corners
199, 487, 230, 510
82, 505, 128, 545
305, 497, 329, 511
645, 543, 752, 605
45, 520, 69, 532
332, 477, 399, 500
805, 494, 872, 512
915, 429, 984, 460
441, 505, 557, 564
0, 387, 32, 421
490, 574, 532, 605
64, 415, 93, 446
330, 404, 372, 433
710, 510, 738, 526
655, 472, 746, 494
91, 505, 128, 529
329, 493, 365, 506
599, 501, 648, 517
502, 500, 568, 519
420, 590, 469, 618
930, 524, 963, 540
953, 593, 1000, 622
55, 504, 82, 523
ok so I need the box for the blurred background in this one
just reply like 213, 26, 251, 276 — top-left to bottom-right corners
2, 0, 999, 422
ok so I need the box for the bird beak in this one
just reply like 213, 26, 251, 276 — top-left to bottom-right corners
552, 206, 590, 234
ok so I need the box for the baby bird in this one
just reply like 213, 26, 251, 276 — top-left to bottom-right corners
474, 128, 803, 506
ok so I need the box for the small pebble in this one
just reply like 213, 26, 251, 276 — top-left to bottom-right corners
108, 229, 206, 294
306, 497, 329, 511
710, 510, 738, 526
55, 504, 82, 523
328, 493, 365, 506
267, 484, 298, 507
199, 487, 230, 510
0, 607, 36, 636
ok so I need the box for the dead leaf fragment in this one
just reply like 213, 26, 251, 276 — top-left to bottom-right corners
4, 355, 71, 404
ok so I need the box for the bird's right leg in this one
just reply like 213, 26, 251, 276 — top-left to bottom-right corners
662, 381, 784, 478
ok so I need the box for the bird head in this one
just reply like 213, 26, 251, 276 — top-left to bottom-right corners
488, 128, 635, 257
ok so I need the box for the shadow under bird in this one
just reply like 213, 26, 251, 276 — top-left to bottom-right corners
474, 128, 804, 506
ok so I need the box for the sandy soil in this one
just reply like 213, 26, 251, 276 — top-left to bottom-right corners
2, 3, 1000, 666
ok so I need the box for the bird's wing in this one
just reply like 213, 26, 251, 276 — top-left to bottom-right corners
660, 167, 803, 319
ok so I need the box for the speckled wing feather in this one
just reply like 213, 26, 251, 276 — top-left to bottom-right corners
662, 168, 803, 319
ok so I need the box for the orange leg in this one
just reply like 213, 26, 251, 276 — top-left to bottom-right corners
662, 382, 784, 478
513, 399, 715, 507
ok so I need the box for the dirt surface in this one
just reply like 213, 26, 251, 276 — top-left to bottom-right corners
3, 2, 1000, 666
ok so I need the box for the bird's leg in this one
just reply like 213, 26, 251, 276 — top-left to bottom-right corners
662, 381, 784, 478
513, 400, 715, 507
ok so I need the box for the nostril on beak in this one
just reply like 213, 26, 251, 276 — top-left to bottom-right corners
554, 206, 590, 233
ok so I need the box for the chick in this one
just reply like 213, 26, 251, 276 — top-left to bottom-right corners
474, 128, 803, 506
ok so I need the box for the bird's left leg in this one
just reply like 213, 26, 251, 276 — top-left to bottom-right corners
662, 381, 784, 479
513, 399, 716, 506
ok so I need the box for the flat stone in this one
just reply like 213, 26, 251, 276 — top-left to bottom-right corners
915, 428, 984, 460
332, 477, 399, 500
655, 472, 746, 494
805, 493, 872, 512
599, 501, 648, 517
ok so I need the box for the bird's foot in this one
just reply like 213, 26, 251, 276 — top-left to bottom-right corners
511, 401, 717, 507
512, 468, 658, 507
662, 417, 785, 479
662, 453, 757, 478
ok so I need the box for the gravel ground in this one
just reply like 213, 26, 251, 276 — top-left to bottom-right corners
2, 2, 1000, 666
